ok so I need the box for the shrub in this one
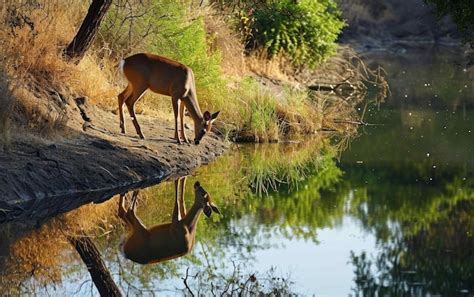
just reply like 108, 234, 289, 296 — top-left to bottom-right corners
239, 0, 345, 68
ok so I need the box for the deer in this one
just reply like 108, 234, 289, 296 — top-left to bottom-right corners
118, 177, 220, 264
117, 53, 220, 145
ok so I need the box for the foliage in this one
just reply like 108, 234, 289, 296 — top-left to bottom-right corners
237, 0, 345, 68
99, 0, 227, 113
424, 0, 474, 46
232, 78, 279, 141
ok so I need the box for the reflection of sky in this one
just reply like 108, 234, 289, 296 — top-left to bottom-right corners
117, 215, 378, 296
247, 216, 377, 296
53, 212, 375, 296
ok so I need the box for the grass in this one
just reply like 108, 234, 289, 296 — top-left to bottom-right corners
0, 1, 122, 136
0, 0, 376, 144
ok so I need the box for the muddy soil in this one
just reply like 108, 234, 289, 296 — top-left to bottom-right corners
0, 97, 228, 223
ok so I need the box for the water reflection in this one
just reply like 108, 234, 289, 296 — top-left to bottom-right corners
0, 135, 473, 295
118, 177, 220, 265
0, 199, 119, 295
351, 201, 474, 296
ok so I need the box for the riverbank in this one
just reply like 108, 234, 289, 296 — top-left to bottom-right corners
0, 99, 228, 223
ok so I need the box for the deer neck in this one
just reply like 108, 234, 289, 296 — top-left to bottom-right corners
182, 201, 203, 233
183, 93, 204, 125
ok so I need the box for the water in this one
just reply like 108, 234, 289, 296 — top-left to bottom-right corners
1, 48, 473, 296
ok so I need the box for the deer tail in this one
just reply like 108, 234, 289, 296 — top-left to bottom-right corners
118, 59, 125, 77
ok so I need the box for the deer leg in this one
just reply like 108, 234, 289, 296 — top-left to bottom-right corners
171, 97, 182, 144
118, 193, 129, 223
125, 85, 147, 139
130, 190, 140, 211
179, 102, 190, 143
178, 176, 187, 218
118, 85, 132, 134
125, 190, 148, 233
172, 179, 182, 224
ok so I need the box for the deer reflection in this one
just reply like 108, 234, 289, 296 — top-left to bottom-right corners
118, 177, 220, 264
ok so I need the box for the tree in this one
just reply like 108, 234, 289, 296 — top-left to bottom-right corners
64, 0, 112, 61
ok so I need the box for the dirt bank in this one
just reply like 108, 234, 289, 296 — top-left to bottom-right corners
0, 97, 228, 224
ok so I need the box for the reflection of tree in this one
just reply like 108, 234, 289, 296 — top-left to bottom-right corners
69, 234, 121, 296
352, 172, 474, 296
191, 143, 343, 244
351, 200, 474, 296
337, 118, 474, 296
240, 156, 343, 241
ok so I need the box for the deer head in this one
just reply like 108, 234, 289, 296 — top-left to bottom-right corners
194, 111, 220, 145
194, 181, 220, 217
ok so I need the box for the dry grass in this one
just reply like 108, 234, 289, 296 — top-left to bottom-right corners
245, 51, 295, 83
0, 69, 14, 151
204, 12, 247, 77
0, 1, 122, 136
2, 198, 119, 290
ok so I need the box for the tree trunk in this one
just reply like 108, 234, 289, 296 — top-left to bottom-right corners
64, 0, 112, 61
69, 235, 122, 297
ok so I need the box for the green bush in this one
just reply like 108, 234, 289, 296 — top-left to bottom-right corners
241, 0, 345, 68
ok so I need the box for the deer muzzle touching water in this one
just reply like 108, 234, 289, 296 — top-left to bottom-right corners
117, 53, 220, 144
118, 178, 220, 264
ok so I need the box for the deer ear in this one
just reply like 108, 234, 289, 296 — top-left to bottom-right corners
210, 204, 221, 215
211, 111, 220, 120
203, 111, 211, 121
203, 205, 212, 217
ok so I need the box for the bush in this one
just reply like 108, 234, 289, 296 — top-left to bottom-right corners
239, 0, 345, 68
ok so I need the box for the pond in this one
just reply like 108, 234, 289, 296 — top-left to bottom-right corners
1, 47, 473, 296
